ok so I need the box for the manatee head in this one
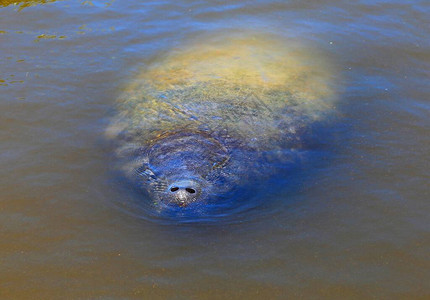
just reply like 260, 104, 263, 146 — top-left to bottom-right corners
136, 132, 236, 208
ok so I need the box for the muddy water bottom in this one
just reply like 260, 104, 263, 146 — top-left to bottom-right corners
1, 0, 429, 298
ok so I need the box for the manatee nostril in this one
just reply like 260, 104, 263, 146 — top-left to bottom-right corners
168, 180, 199, 198
185, 188, 196, 194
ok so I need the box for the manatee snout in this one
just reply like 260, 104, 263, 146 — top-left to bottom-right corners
167, 179, 201, 207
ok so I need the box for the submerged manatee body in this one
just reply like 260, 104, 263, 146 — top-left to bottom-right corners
108, 34, 337, 211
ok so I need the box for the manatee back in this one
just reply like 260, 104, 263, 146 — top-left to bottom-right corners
107, 34, 338, 153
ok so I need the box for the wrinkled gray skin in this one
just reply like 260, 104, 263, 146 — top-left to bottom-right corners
135, 131, 258, 207
107, 35, 336, 208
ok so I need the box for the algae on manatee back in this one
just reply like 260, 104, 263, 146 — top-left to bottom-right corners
110, 34, 337, 149
108, 33, 338, 209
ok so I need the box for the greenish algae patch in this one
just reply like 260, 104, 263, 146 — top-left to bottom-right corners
0, 0, 58, 10
37, 34, 57, 39
0, 77, 24, 86
33, 33, 66, 42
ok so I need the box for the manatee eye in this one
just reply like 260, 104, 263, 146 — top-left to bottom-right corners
170, 187, 179, 192
185, 188, 196, 194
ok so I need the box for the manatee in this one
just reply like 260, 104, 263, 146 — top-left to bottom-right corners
107, 33, 337, 210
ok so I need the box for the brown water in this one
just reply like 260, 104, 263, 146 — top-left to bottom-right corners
1, 0, 429, 299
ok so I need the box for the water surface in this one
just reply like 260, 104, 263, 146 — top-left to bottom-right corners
1, 0, 429, 298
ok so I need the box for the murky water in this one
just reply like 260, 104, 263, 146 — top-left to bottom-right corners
1, 0, 429, 298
